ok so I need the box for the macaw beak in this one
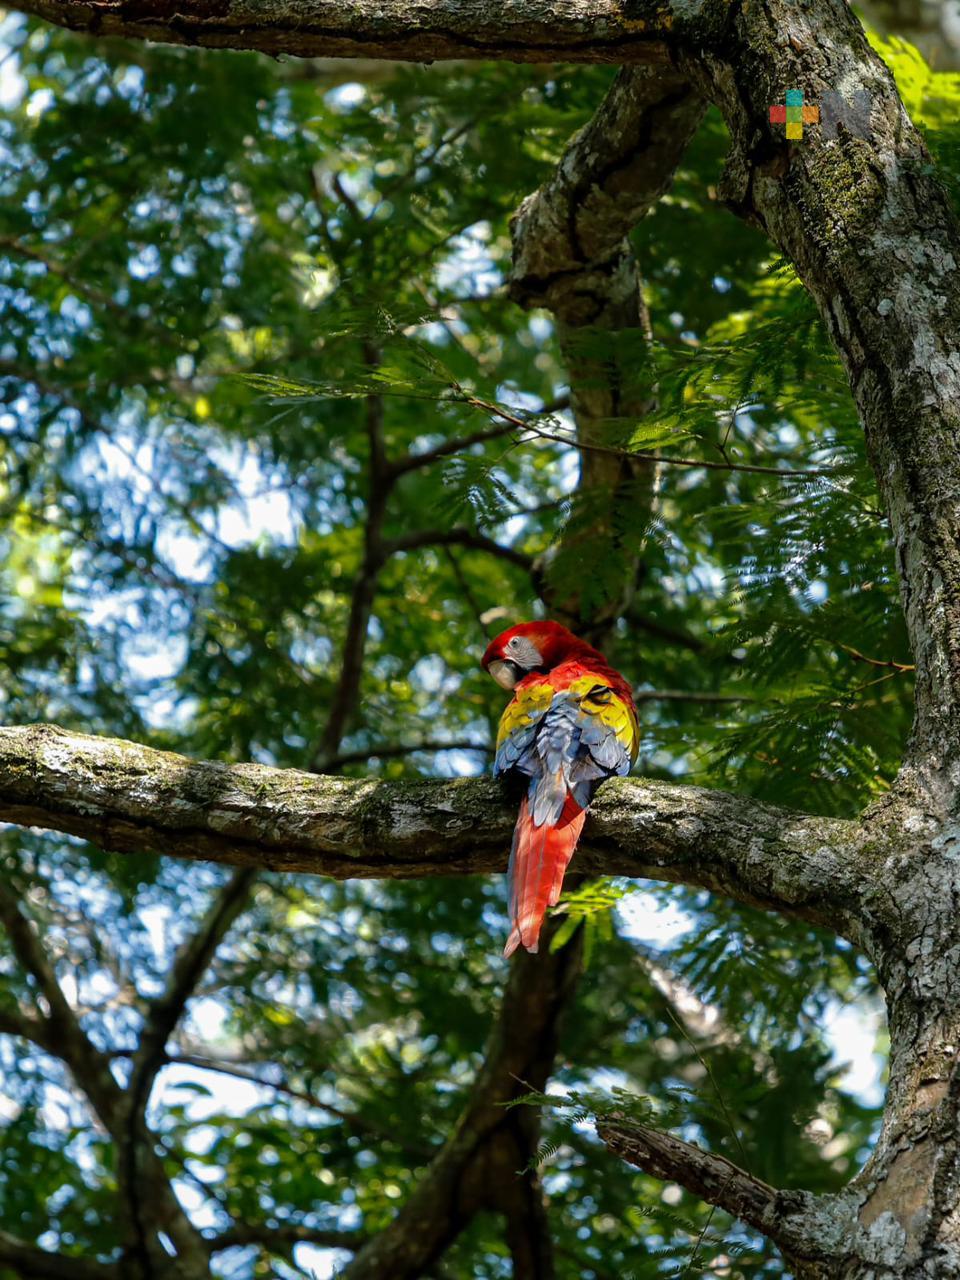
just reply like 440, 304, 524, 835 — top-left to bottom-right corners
486, 659, 519, 691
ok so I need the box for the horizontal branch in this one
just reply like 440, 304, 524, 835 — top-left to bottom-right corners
209, 1224, 365, 1254
0, 1005, 55, 1052
0, 1229, 119, 1280
0, 724, 868, 937
12, 0, 693, 64
839, 645, 915, 674
596, 1116, 850, 1265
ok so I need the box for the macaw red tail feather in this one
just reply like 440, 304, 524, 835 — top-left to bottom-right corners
503, 792, 586, 957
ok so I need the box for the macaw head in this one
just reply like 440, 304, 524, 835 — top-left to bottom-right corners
481, 620, 585, 691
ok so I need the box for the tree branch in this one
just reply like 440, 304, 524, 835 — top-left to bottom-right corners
509, 66, 704, 324
0, 723, 866, 937
0, 879, 122, 1126
596, 1116, 852, 1268
11, 0, 690, 65
0, 1229, 120, 1280
310, 351, 390, 769
507, 67, 704, 632
383, 528, 533, 572
670, 0, 960, 808
117, 871, 255, 1280
840, 645, 915, 674
130, 869, 256, 1097
208, 1224, 365, 1254
461, 395, 833, 478
0, 1004, 56, 1052
387, 420, 519, 478
340, 916, 582, 1280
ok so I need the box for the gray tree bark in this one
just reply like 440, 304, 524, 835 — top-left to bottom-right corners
0, 723, 863, 929
9, 0, 699, 63
7, 1, 960, 1277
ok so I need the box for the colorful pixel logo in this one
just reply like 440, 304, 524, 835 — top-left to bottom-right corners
769, 89, 819, 139
769, 89, 873, 142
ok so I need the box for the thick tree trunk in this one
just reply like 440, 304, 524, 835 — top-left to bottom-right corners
847, 857, 960, 1279
679, 10, 960, 1267
678, 0, 960, 817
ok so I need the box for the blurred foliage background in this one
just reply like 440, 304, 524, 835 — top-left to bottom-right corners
0, 10, 957, 1279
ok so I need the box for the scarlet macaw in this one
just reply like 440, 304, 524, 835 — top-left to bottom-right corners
481, 621, 639, 956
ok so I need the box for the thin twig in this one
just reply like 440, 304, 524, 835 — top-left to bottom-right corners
461, 394, 835, 479
383, 527, 533, 572
388, 420, 519, 477
679, 1196, 723, 1279
663, 1006, 750, 1170
839, 644, 915, 673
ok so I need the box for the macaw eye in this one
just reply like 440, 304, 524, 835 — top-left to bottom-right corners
500, 633, 543, 671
